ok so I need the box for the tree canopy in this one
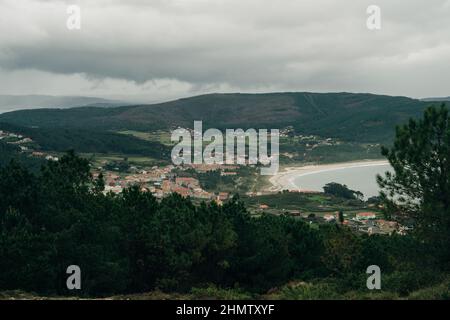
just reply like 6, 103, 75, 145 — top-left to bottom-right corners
323, 182, 363, 200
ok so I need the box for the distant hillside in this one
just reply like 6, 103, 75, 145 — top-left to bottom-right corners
422, 97, 450, 102
0, 122, 170, 160
0, 95, 125, 113
0, 92, 436, 142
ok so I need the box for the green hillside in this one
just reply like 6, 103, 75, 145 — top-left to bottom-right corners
0, 123, 170, 160
0, 92, 432, 142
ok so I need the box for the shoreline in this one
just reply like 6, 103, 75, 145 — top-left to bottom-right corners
267, 159, 390, 192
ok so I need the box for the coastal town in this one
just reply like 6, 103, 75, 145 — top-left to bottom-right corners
1, 128, 407, 236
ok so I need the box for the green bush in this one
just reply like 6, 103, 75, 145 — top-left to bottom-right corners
408, 279, 450, 300
343, 290, 400, 300
383, 270, 443, 296
190, 285, 253, 300
275, 281, 340, 300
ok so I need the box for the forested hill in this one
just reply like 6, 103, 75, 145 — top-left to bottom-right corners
0, 95, 125, 113
0, 122, 170, 160
0, 92, 434, 142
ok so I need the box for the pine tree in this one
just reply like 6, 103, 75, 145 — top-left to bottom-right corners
378, 104, 450, 262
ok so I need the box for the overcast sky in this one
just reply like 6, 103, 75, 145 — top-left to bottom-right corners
1, 0, 450, 102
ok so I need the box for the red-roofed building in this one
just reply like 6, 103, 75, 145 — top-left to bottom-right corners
355, 212, 377, 220
218, 192, 229, 201
162, 180, 171, 193
172, 186, 190, 198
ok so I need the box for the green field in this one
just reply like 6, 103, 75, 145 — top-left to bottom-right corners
80, 153, 167, 168
242, 192, 382, 218
118, 130, 174, 146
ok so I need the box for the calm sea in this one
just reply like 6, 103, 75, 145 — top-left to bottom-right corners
292, 163, 392, 198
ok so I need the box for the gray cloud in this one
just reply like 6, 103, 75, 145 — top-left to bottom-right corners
1, 0, 450, 100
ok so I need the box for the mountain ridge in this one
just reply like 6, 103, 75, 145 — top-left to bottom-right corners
421, 96, 450, 102
0, 92, 438, 143
0, 94, 126, 113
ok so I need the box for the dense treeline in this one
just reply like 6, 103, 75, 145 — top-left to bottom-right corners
0, 141, 23, 167
0, 152, 446, 297
323, 182, 364, 200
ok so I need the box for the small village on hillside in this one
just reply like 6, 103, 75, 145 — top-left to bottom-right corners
97, 164, 233, 205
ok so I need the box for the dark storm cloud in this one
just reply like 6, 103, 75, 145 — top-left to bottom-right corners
1, 0, 450, 99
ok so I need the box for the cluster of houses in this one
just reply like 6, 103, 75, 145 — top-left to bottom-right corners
100, 166, 172, 195
0, 129, 59, 161
343, 212, 405, 235
99, 165, 230, 204
0, 130, 30, 151
323, 211, 409, 235
257, 203, 409, 236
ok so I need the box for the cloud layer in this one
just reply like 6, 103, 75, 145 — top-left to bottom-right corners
1, 0, 450, 101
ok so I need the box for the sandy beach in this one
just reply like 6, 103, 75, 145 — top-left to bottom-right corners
268, 159, 390, 192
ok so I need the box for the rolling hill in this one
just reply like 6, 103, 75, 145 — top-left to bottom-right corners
0, 95, 126, 113
422, 97, 450, 102
0, 122, 170, 160
0, 92, 438, 142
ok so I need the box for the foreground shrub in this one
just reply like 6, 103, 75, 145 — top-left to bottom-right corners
383, 269, 444, 296
271, 281, 340, 300
408, 278, 450, 300
190, 285, 253, 300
